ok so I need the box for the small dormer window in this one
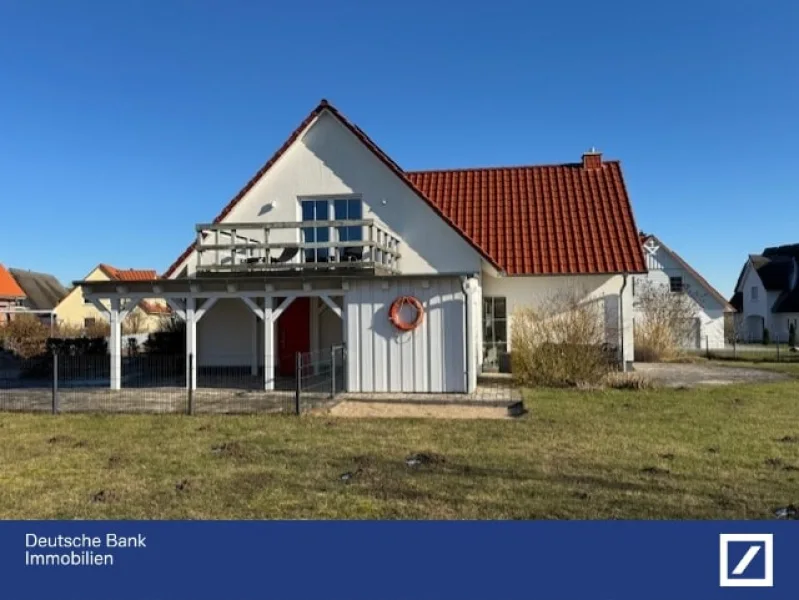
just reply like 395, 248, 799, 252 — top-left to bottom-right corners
669, 276, 684, 293
751, 286, 758, 301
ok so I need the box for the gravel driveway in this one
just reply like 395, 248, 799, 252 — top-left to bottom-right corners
633, 363, 789, 387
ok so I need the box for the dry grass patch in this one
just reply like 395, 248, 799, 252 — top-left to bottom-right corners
1, 380, 799, 519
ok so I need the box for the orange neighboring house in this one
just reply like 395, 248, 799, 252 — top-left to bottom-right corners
0, 264, 26, 325
53, 263, 170, 332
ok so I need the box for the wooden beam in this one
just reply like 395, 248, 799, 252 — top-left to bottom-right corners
87, 297, 110, 316
195, 297, 218, 322
240, 296, 264, 320
118, 295, 146, 321
272, 296, 296, 321
263, 297, 274, 390
166, 299, 187, 321
197, 219, 373, 231
319, 294, 342, 319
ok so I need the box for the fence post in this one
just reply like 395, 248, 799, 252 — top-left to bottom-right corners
776, 341, 780, 363
187, 353, 194, 415
294, 352, 301, 415
331, 346, 336, 398
733, 338, 736, 359
705, 336, 709, 359
51, 351, 59, 415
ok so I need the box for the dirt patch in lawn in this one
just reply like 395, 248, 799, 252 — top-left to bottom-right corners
633, 363, 789, 387
323, 401, 511, 420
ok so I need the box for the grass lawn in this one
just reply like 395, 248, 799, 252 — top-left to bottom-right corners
1, 378, 798, 519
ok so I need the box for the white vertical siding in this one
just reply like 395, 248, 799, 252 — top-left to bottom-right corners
197, 298, 256, 366
345, 278, 466, 393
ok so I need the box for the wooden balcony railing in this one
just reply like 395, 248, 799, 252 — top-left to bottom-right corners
194, 220, 402, 274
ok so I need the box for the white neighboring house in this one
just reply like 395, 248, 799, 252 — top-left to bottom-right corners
729, 245, 799, 343
634, 234, 733, 350
78, 99, 647, 393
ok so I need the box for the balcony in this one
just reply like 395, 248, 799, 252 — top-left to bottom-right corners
194, 220, 402, 275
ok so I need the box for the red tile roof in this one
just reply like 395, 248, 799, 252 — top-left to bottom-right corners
163, 100, 646, 277
408, 164, 645, 275
138, 300, 171, 314
0, 264, 25, 298
98, 264, 159, 282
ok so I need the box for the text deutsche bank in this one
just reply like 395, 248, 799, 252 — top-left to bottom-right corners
24, 533, 146, 567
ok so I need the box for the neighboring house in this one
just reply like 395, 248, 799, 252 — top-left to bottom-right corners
0, 264, 27, 325
8, 268, 68, 324
54, 264, 169, 332
633, 234, 733, 349
729, 244, 799, 342
78, 99, 646, 392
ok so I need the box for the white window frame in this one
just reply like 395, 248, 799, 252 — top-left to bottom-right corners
299, 196, 363, 262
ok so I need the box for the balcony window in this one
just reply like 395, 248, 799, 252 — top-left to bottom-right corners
333, 198, 363, 261
301, 197, 362, 263
301, 199, 332, 263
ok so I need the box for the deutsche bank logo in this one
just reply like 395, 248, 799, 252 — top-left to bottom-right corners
719, 533, 773, 587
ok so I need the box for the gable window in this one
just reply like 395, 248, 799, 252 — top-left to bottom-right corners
482, 297, 507, 370
333, 198, 363, 261
301, 199, 332, 263
751, 286, 758, 301
301, 197, 363, 263
669, 276, 684, 293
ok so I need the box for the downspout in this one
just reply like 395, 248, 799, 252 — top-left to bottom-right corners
461, 275, 477, 393
619, 273, 629, 372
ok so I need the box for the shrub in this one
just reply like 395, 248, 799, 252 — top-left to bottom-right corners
84, 319, 111, 339
633, 280, 698, 362
789, 323, 796, 348
46, 337, 108, 356
763, 328, 770, 345
602, 371, 657, 390
144, 316, 185, 354
1, 314, 50, 358
511, 288, 614, 387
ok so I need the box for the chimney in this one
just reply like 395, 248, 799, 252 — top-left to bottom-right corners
582, 147, 602, 170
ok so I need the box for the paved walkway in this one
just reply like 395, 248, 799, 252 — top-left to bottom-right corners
339, 374, 521, 406
634, 362, 789, 387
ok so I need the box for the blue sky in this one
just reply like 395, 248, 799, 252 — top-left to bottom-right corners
1, 1, 796, 296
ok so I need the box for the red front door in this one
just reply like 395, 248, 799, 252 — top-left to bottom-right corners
276, 297, 310, 376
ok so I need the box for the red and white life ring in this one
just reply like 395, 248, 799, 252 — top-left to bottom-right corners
389, 296, 424, 331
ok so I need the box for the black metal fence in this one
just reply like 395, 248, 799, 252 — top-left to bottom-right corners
0, 346, 346, 415
689, 337, 799, 363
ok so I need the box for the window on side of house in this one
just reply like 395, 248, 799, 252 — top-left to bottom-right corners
482, 297, 507, 370
751, 286, 758, 301
84, 318, 96, 328
669, 276, 684, 293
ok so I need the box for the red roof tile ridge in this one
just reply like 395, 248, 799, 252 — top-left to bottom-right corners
407, 160, 621, 175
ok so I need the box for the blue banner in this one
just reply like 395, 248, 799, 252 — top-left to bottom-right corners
1, 521, 795, 599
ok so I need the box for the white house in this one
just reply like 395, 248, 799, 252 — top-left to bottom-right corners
730, 244, 799, 342
634, 234, 733, 350
78, 100, 646, 394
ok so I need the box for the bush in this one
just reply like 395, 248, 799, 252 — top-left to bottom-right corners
511, 289, 615, 387
789, 323, 796, 348
0, 314, 50, 358
633, 280, 698, 362
602, 371, 657, 390
144, 316, 185, 355
763, 328, 770, 345
46, 337, 108, 356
